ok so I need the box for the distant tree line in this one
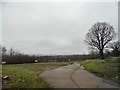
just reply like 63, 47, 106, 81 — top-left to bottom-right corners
1, 46, 35, 64
0, 42, 119, 64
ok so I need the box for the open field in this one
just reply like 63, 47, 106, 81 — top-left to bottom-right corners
2, 57, 119, 88
2, 62, 73, 88
80, 57, 119, 83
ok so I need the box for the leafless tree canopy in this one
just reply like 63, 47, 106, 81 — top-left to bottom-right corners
109, 41, 120, 56
110, 41, 120, 50
85, 22, 116, 59
9, 48, 15, 56
2, 46, 7, 56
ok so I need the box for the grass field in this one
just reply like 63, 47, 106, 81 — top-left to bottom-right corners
80, 57, 119, 83
0, 65, 2, 89
2, 61, 73, 88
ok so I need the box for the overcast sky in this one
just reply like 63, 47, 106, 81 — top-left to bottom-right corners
1, 2, 118, 55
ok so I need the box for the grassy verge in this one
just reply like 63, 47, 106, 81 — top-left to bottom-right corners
80, 57, 119, 83
2, 61, 73, 88
0, 65, 2, 89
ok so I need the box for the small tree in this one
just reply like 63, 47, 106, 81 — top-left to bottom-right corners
2, 46, 7, 56
85, 22, 116, 59
0, 45, 1, 55
9, 48, 15, 56
110, 41, 120, 56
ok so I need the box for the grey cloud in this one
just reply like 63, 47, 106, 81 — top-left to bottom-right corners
2, 2, 118, 55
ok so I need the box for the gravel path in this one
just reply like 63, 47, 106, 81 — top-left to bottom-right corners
40, 62, 118, 88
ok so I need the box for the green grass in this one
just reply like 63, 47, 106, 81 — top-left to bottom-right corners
2, 61, 73, 88
80, 57, 119, 83
0, 65, 2, 89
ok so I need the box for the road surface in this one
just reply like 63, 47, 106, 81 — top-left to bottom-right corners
40, 62, 118, 88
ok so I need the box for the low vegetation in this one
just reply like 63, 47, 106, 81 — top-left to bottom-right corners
0, 65, 2, 89
2, 62, 73, 88
80, 57, 119, 83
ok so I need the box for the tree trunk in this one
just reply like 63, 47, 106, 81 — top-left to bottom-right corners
99, 50, 104, 59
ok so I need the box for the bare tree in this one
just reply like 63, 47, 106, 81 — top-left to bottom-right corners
0, 45, 1, 63
85, 22, 116, 59
0, 45, 1, 55
109, 41, 120, 56
2, 46, 7, 56
9, 48, 15, 56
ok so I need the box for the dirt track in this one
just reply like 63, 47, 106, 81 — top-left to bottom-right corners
40, 62, 118, 88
